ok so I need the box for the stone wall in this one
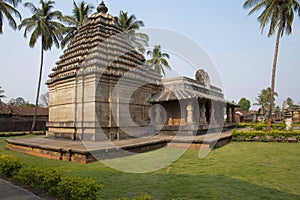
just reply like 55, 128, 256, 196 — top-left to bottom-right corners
0, 116, 47, 132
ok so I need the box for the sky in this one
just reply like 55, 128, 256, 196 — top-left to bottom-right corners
0, 0, 299, 109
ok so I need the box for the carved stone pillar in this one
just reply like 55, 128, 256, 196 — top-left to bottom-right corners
155, 106, 162, 124
226, 106, 230, 123
186, 104, 194, 124
229, 108, 232, 123
210, 104, 216, 125
200, 103, 207, 125
231, 106, 235, 123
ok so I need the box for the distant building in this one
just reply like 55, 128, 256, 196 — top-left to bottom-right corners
235, 110, 258, 123
0, 104, 48, 132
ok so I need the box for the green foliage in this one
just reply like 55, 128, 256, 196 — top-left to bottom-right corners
57, 175, 103, 200
232, 129, 300, 142
146, 45, 171, 76
15, 167, 103, 200
117, 11, 149, 54
60, 1, 94, 48
237, 122, 286, 130
15, 167, 62, 196
0, 154, 22, 177
253, 87, 278, 116
0, 0, 22, 34
237, 97, 251, 111
0, 131, 45, 137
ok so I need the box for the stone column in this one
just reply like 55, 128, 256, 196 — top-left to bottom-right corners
186, 103, 194, 124
200, 103, 207, 125
231, 106, 235, 123
155, 105, 162, 124
226, 106, 230, 123
229, 108, 232, 123
210, 104, 216, 125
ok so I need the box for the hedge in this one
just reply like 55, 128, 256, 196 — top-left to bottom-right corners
14, 167, 103, 200
0, 131, 45, 137
232, 129, 300, 142
0, 154, 22, 177
0, 154, 103, 200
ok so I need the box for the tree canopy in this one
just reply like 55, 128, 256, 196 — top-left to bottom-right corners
0, 0, 22, 34
146, 45, 171, 77
117, 11, 149, 54
254, 87, 278, 116
238, 97, 251, 111
60, 1, 94, 48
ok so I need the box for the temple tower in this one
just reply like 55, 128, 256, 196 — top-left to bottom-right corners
46, 2, 162, 141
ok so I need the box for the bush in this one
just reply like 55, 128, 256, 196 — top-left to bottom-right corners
57, 175, 103, 200
15, 167, 103, 200
0, 154, 22, 177
231, 129, 300, 142
15, 167, 62, 196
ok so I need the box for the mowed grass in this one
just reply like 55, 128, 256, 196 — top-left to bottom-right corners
0, 136, 299, 200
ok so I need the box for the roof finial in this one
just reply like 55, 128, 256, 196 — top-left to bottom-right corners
97, 1, 108, 13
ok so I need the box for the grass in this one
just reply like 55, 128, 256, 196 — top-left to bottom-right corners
0, 136, 300, 199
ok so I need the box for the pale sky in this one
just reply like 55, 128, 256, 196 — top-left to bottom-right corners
0, 0, 299, 109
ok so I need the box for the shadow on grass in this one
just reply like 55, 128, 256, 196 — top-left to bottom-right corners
74, 171, 300, 200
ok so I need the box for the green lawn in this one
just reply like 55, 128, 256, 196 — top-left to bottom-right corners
0, 136, 299, 200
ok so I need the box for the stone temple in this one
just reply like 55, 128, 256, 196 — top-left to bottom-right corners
5, 2, 237, 163
45, 2, 236, 142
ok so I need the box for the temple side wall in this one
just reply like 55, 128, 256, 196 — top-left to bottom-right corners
47, 72, 161, 141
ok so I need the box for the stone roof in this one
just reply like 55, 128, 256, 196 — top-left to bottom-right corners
0, 104, 48, 116
47, 2, 161, 85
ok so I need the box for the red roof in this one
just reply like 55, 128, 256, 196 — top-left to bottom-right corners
0, 104, 48, 116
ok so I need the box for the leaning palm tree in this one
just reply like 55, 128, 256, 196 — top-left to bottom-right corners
18, 0, 65, 133
146, 45, 171, 77
60, 1, 94, 48
117, 11, 149, 54
0, 0, 22, 34
243, 0, 300, 131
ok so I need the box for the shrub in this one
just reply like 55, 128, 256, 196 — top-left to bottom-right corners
231, 130, 300, 142
15, 167, 103, 200
15, 167, 62, 196
0, 154, 22, 177
57, 175, 103, 200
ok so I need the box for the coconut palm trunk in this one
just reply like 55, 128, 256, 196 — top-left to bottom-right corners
266, 12, 284, 132
30, 46, 44, 134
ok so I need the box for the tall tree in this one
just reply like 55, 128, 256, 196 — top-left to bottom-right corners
117, 11, 149, 53
243, 0, 300, 131
238, 97, 251, 111
18, 0, 64, 133
60, 1, 94, 48
146, 45, 171, 77
0, 86, 5, 103
0, 0, 22, 34
254, 87, 278, 117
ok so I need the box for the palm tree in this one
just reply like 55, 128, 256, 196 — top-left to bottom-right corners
243, 0, 300, 131
146, 45, 171, 77
253, 87, 278, 118
0, 0, 22, 34
18, 0, 64, 133
117, 11, 149, 54
60, 1, 94, 48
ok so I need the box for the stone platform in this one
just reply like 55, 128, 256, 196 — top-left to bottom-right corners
5, 132, 232, 164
